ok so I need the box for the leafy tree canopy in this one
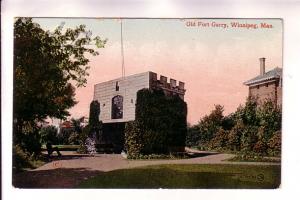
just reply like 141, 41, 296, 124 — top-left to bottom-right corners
14, 18, 107, 123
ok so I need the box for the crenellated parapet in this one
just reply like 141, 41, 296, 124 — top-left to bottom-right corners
149, 72, 186, 99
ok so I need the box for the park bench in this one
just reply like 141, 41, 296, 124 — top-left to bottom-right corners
46, 142, 62, 158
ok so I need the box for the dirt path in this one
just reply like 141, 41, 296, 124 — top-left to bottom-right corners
13, 150, 280, 188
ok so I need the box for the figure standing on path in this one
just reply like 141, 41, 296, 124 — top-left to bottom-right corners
46, 142, 62, 158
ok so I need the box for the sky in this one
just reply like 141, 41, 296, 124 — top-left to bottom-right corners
34, 18, 282, 125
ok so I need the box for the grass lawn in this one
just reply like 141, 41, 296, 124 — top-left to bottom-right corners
78, 164, 281, 189
227, 155, 281, 163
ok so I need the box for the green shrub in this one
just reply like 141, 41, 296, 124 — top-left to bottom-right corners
57, 127, 73, 144
22, 129, 42, 157
125, 88, 187, 158
268, 130, 281, 156
14, 121, 42, 157
124, 121, 143, 157
88, 100, 103, 139
240, 125, 259, 153
253, 140, 268, 156
208, 128, 229, 150
227, 120, 244, 151
241, 97, 259, 126
198, 105, 224, 144
68, 132, 80, 145
185, 97, 282, 157
77, 100, 103, 153
13, 144, 46, 172
40, 125, 58, 144
257, 100, 281, 140
186, 125, 200, 147
13, 145, 33, 172
77, 125, 90, 153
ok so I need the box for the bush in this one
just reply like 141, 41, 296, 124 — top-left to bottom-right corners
240, 125, 259, 153
227, 120, 244, 151
68, 132, 80, 145
14, 121, 42, 157
268, 131, 281, 156
186, 125, 201, 147
199, 105, 224, 143
124, 88, 187, 158
253, 140, 268, 156
208, 128, 229, 150
77, 125, 90, 153
124, 121, 143, 157
21, 129, 42, 157
13, 145, 33, 172
257, 100, 281, 140
88, 100, 103, 139
40, 125, 58, 144
241, 97, 259, 126
185, 97, 282, 157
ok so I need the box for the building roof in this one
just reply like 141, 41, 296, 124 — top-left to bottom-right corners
60, 121, 73, 128
244, 67, 282, 86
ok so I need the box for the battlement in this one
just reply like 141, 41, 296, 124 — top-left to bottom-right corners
149, 72, 186, 98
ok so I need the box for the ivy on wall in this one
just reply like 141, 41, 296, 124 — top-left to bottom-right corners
125, 88, 187, 157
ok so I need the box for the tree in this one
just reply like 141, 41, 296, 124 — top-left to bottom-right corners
14, 18, 106, 153
40, 125, 58, 144
268, 130, 281, 156
241, 97, 259, 126
227, 120, 244, 151
186, 124, 201, 147
67, 117, 84, 145
257, 99, 282, 140
88, 100, 103, 140
209, 128, 229, 150
78, 100, 102, 152
196, 105, 224, 146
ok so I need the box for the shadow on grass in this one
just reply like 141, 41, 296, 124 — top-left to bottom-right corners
78, 164, 281, 189
13, 167, 102, 188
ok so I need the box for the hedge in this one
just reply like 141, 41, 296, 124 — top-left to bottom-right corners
125, 88, 187, 157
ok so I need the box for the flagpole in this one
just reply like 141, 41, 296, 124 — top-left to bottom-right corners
121, 19, 125, 78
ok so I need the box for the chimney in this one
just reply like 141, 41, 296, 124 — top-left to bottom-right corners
259, 57, 266, 75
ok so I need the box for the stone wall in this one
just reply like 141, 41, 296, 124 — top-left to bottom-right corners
94, 72, 150, 123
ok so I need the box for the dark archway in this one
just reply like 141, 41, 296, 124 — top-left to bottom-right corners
111, 95, 123, 119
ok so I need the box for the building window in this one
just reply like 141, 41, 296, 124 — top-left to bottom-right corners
111, 95, 123, 119
116, 81, 119, 91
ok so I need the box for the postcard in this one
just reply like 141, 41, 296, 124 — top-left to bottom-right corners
12, 17, 282, 189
